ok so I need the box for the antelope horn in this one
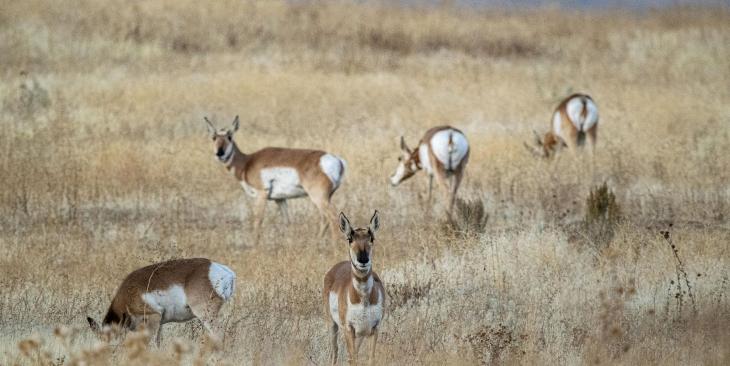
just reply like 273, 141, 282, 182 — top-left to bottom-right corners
523, 141, 545, 158
532, 130, 544, 146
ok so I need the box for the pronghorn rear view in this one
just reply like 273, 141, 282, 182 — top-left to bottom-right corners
324, 211, 385, 365
205, 115, 346, 241
86, 258, 235, 345
390, 126, 469, 215
525, 93, 599, 158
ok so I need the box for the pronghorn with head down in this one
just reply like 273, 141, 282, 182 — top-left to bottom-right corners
324, 211, 384, 366
525, 93, 599, 158
390, 126, 469, 215
205, 115, 346, 241
86, 258, 235, 346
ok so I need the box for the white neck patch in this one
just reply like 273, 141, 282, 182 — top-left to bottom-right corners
352, 275, 374, 299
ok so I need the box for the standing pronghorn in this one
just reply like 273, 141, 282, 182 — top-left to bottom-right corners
324, 211, 385, 366
205, 115, 346, 241
86, 258, 236, 346
389, 126, 469, 215
525, 93, 599, 157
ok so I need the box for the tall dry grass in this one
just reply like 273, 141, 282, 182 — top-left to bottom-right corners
0, 1, 729, 365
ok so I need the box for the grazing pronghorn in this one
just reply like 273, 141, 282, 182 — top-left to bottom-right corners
87, 258, 235, 346
204, 115, 346, 241
525, 93, 599, 158
324, 211, 385, 366
389, 126, 469, 215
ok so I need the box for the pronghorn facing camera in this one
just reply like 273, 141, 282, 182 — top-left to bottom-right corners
204, 115, 346, 241
525, 93, 599, 158
390, 126, 469, 215
86, 258, 235, 346
324, 211, 385, 366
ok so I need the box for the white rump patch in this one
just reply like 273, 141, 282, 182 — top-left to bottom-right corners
552, 110, 563, 137
319, 154, 346, 190
346, 286, 383, 337
430, 129, 469, 171
260, 167, 307, 199
329, 291, 341, 327
142, 285, 195, 323
208, 262, 236, 301
566, 96, 599, 132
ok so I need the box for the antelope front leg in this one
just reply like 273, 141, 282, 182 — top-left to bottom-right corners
329, 323, 339, 366
367, 328, 379, 366
141, 313, 162, 347
345, 326, 358, 365
252, 194, 267, 242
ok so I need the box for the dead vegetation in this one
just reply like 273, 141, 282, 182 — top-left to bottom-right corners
0, 0, 729, 365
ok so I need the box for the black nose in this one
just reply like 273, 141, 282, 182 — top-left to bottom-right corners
357, 252, 369, 264
216, 149, 224, 157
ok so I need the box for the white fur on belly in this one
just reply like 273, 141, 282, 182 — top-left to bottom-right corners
566, 96, 599, 132
346, 288, 383, 337
430, 129, 468, 171
329, 291, 341, 327
240, 180, 258, 197
319, 154, 346, 190
142, 285, 195, 323
209, 262, 236, 301
260, 167, 307, 199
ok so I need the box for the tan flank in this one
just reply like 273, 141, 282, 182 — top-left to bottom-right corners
525, 93, 600, 158
86, 258, 235, 346
389, 126, 470, 215
205, 116, 346, 242
324, 211, 385, 366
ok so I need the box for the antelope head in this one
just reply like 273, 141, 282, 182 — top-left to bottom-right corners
339, 211, 380, 276
524, 130, 562, 158
389, 136, 420, 186
205, 115, 240, 164
86, 311, 129, 341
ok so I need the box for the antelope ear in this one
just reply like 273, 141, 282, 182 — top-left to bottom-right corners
231, 115, 240, 133
369, 210, 380, 234
87, 317, 100, 333
204, 117, 216, 136
399, 136, 411, 154
339, 212, 353, 240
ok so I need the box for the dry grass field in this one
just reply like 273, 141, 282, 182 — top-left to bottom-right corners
1, 1, 729, 365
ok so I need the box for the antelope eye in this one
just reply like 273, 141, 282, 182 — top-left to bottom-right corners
398, 156, 403, 162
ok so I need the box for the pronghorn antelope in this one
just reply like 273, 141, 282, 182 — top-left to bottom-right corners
390, 126, 469, 215
324, 211, 385, 366
86, 258, 235, 346
525, 93, 599, 158
205, 115, 346, 241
